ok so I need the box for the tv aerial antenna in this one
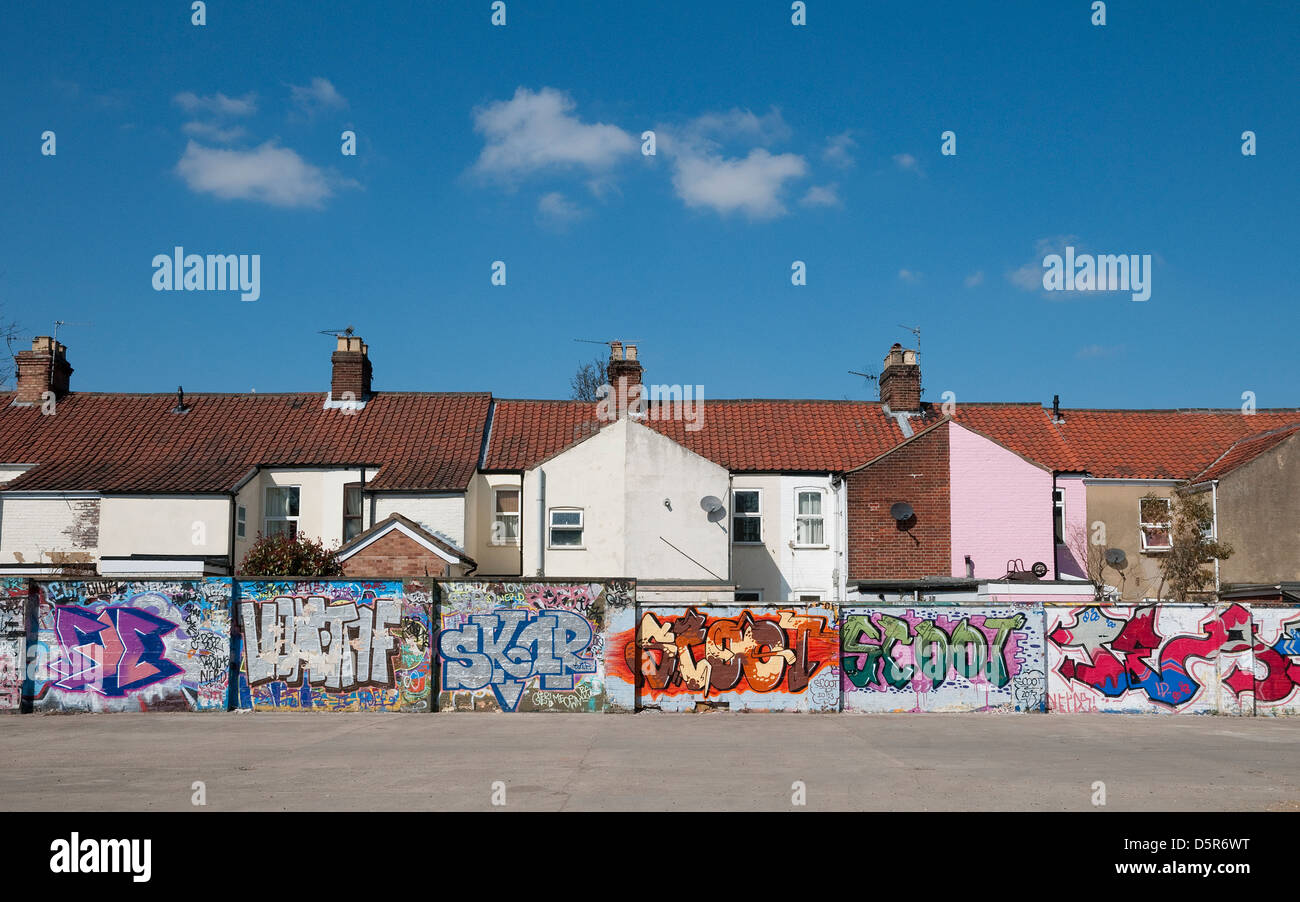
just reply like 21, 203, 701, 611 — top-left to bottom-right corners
898, 324, 921, 356
318, 325, 355, 338
573, 338, 641, 347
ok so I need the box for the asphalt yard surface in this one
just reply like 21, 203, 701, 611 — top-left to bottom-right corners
2, 712, 1296, 811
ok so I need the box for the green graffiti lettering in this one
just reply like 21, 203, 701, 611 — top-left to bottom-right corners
980, 614, 1025, 688
949, 618, 988, 682
914, 620, 950, 690
878, 614, 916, 689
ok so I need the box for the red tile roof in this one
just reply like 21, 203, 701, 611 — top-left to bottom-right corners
1053, 409, 1300, 479
0, 392, 491, 493
483, 399, 603, 471
1192, 422, 1300, 483
5, 386, 1298, 492
484, 399, 905, 472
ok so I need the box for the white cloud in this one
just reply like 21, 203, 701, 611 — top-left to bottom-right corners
472, 87, 636, 180
173, 91, 257, 117
823, 131, 857, 168
964, 270, 985, 288
800, 184, 841, 207
660, 108, 808, 220
683, 107, 791, 146
536, 191, 586, 227
1008, 235, 1079, 292
290, 77, 348, 116
893, 152, 922, 175
182, 120, 248, 143
898, 269, 922, 284
670, 148, 807, 220
175, 140, 348, 208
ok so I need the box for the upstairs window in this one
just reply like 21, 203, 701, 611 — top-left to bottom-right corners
795, 490, 825, 546
733, 490, 761, 543
236, 505, 247, 540
493, 488, 520, 545
549, 508, 584, 548
264, 486, 300, 539
1140, 497, 1172, 551
343, 484, 363, 542
1053, 488, 1066, 544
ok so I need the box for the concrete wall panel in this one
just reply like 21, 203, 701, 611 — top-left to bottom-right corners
237, 579, 430, 711
27, 579, 232, 712
436, 579, 633, 712
1046, 604, 1252, 714
842, 606, 1046, 712
607, 603, 840, 712
0, 578, 29, 712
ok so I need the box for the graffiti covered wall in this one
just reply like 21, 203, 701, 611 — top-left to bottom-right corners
26, 579, 233, 713
1228, 605, 1300, 716
841, 607, 1046, 713
237, 580, 430, 712
1, 578, 28, 712
606, 604, 840, 712
1046, 604, 1255, 715
437, 580, 632, 712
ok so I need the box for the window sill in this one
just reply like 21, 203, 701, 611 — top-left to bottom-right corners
793, 544, 830, 550
733, 541, 765, 546
547, 546, 586, 551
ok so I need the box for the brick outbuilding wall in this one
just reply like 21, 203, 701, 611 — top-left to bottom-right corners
847, 424, 952, 579
340, 530, 450, 578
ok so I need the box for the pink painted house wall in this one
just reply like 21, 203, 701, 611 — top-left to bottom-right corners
948, 422, 1055, 578
1054, 474, 1089, 579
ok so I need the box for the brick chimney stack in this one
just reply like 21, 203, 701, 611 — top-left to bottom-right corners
14, 336, 73, 405
879, 342, 921, 412
608, 341, 643, 419
331, 333, 372, 400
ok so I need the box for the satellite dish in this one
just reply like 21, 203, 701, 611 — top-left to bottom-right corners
1031, 561, 1049, 578
1104, 548, 1128, 569
700, 496, 727, 523
890, 502, 915, 522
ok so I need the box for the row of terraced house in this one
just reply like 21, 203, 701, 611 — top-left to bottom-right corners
1, 334, 1297, 608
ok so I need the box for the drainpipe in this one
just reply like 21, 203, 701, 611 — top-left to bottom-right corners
1052, 473, 1059, 581
727, 473, 734, 597
537, 468, 546, 577
227, 492, 237, 576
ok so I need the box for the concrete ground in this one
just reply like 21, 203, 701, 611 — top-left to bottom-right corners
2, 712, 1297, 811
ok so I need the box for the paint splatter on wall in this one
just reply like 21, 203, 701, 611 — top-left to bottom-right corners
26, 579, 233, 713
0, 578, 29, 712
841, 607, 1045, 713
237, 580, 429, 712
437, 580, 632, 712
606, 604, 840, 712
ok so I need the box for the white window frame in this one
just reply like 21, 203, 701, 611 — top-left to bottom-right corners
492, 487, 521, 546
1139, 497, 1173, 552
732, 489, 762, 544
548, 507, 584, 549
1053, 488, 1066, 544
264, 485, 301, 539
236, 504, 247, 539
794, 488, 827, 548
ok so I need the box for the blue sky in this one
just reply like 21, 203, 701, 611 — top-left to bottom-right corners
2, 0, 1297, 408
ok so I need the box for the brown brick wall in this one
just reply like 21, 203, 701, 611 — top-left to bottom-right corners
331, 350, 372, 398
341, 529, 450, 578
846, 424, 951, 579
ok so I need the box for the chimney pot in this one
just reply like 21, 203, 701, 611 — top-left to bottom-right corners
878, 342, 921, 412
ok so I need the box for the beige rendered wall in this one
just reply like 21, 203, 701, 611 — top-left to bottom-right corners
1216, 433, 1300, 585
